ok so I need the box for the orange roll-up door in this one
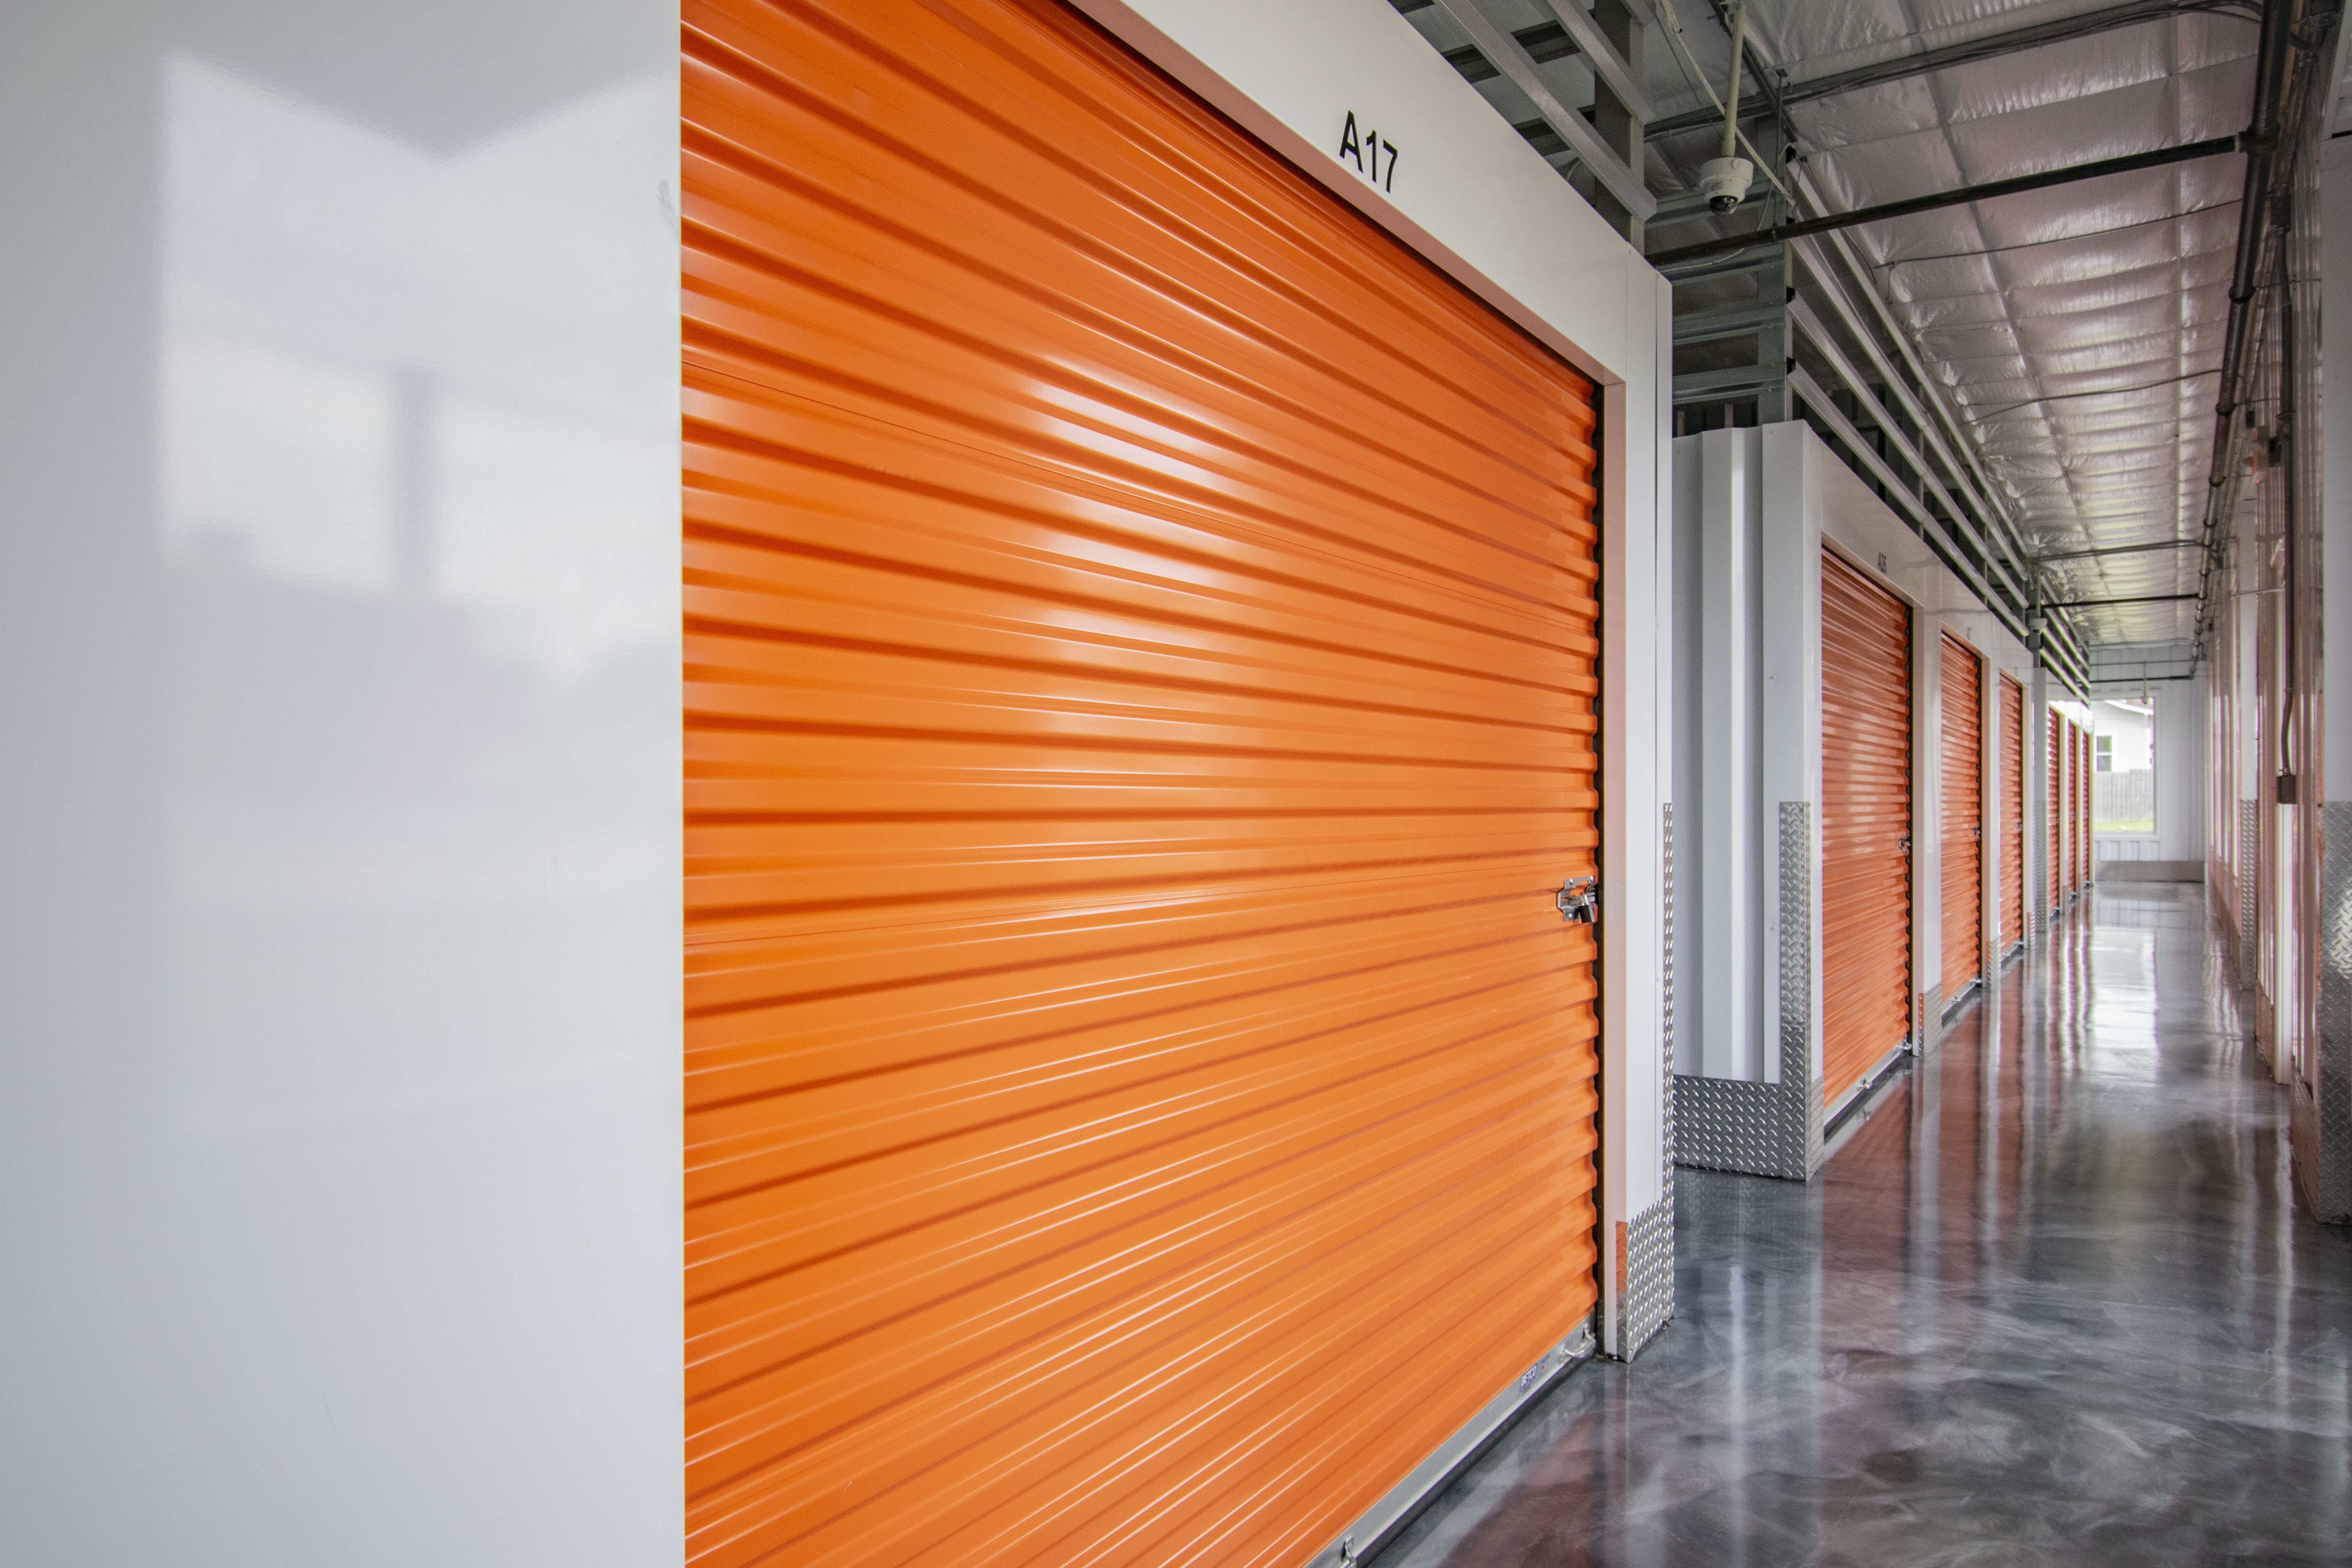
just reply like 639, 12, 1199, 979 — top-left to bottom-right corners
2067, 722, 2083, 893
679, 3, 1604, 1565
2070, 719, 2089, 888
1821, 550, 1913, 1104
1939, 634, 1982, 1001
2049, 709, 2063, 912
2000, 674, 2024, 947
2079, 724, 2093, 887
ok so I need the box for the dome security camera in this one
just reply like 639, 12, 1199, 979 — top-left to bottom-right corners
1698, 155, 1754, 214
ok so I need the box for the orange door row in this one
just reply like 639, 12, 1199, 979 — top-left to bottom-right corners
1825, 568, 2018, 1100
2045, 712, 2096, 904
2065, 722, 2076, 895
681, 0, 1604, 1563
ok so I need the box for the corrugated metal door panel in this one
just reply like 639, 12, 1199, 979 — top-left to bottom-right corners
1820, 550, 1912, 1105
2067, 722, 2083, 893
2000, 675, 2024, 946
2079, 725, 2092, 889
2069, 724, 2080, 891
2049, 709, 2063, 911
1939, 634, 1981, 999
679, 2, 1604, 1564
2062, 722, 2074, 895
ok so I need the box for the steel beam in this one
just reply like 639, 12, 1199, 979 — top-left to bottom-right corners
1430, 0, 1656, 220
1786, 258, 2030, 612
2033, 540, 2202, 563
1786, 365, 2029, 651
1673, 300, 1788, 344
1538, 0, 1657, 123
1649, 135, 2243, 270
2043, 592, 2203, 608
1672, 363, 1787, 401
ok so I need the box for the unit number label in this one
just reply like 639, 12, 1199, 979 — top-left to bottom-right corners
1339, 111, 1399, 193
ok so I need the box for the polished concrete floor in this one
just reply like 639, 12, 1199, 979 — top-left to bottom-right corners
1380, 884, 2352, 1566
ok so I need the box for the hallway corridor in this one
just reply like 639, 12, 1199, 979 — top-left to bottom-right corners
1381, 885, 2352, 1566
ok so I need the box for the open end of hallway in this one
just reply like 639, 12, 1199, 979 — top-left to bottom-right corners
1381, 884, 2352, 1568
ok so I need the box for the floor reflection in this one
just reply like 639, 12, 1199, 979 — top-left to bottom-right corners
1380, 884, 2352, 1566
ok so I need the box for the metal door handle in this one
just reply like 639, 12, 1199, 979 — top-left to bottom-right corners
1557, 876, 1598, 924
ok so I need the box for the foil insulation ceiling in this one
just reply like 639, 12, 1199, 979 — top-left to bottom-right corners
1644, 0, 2276, 647
1394, 0, 2352, 652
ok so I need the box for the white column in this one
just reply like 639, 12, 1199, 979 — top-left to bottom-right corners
1697, 427, 1761, 1078
0, 7, 681, 1563
1914, 599, 1943, 1031
2029, 665, 2051, 938
1761, 425, 1824, 1089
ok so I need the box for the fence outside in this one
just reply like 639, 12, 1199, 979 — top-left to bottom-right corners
2094, 769, 2154, 828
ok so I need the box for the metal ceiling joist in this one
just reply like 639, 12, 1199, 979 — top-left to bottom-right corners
1787, 300, 2029, 615
1786, 242, 2034, 602
2034, 540, 2201, 563
1781, 161, 2045, 579
1662, 248, 1783, 285
1649, 134, 2243, 269
1535, 0, 1657, 122
1786, 364, 2029, 650
1672, 362, 1788, 401
1673, 299, 1787, 343
2043, 612, 2093, 696
1645, 0, 2260, 138
1428, 0, 1657, 219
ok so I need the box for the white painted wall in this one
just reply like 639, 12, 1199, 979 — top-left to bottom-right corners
2156, 673, 2210, 861
1673, 430, 1765, 1079
1760, 425, 1825, 1089
0, 5, 679, 1564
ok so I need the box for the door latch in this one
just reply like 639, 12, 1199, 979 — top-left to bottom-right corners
1557, 876, 1599, 924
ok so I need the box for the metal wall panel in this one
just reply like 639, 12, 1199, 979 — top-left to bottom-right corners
679, 1, 1604, 1562
1820, 551, 1913, 1105
1940, 635, 1982, 999
2000, 674, 2025, 949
